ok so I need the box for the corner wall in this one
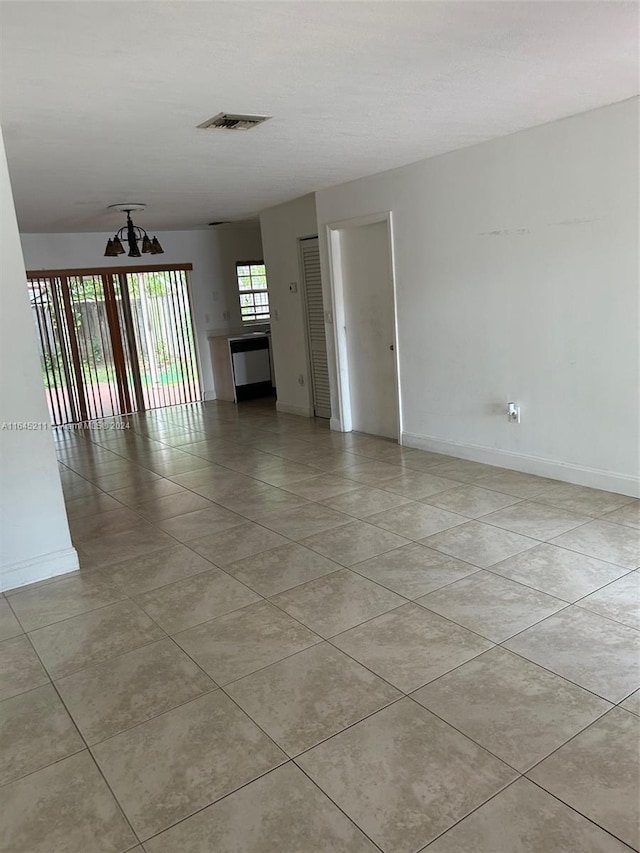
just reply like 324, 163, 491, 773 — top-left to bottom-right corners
259, 194, 318, 416
0, 129, 78, 590
20, 225, 264, 400
315, 98, 639, 495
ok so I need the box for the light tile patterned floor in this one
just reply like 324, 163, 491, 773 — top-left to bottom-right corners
1, 400, 639, 853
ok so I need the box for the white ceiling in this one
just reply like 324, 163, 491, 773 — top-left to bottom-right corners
0, 1, 637, 233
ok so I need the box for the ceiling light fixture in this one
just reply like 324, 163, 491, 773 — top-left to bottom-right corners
104, 204, 164, 258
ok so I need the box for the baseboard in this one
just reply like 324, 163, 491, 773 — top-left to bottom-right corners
276, 401, 313, 418
0, 546, 80, 593
330, 417, 345, 432
202, 389, 217, 401
401, 432, 640, 498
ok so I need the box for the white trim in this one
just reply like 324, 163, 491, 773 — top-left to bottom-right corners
326, 211, 395, 231
330, 416, 344, 432
386, 211, 403, 442
325, 211, 402, 441
402, 431, 640, 497
276, 401, 313, 417
0, 546, 80, 593
202, 388, 217, 401
326, 226, 349, 432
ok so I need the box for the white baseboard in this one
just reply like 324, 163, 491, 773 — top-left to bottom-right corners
202, 389, 217, 401
276, 401, 313, 418
1, 546, 80, 593
330, 417, 345, 432
401, 432, 640, 498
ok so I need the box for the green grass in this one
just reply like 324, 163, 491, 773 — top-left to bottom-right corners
43, 359, 194, 390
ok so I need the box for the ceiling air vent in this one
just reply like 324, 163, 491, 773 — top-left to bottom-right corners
197, 112, 270, 131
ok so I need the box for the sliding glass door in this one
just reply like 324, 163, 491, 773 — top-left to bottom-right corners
28, 264, 200, 426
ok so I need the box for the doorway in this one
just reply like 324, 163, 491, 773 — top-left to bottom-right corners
300, 236, 331, 419
27, 264, 201, 425
327, 214, 400, 440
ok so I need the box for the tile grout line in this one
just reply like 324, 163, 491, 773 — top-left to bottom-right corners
67, 453, 638, 577
26, 402, 636, 848
42, 424, 637, 711
51, 423, 639, 688
521, 776, 640, 852
1, 628, 142, 848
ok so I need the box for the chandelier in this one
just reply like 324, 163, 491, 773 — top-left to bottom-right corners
104, 204, 164, 257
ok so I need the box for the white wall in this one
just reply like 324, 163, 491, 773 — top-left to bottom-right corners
0, 129, 78, 590
259, 193, 318, 416
20, 225, 264, 399
315, 98, 639, 495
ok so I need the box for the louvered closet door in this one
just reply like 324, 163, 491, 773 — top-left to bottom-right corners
301, 237, 331, 419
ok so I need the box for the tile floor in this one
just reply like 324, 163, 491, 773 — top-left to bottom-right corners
1, 400, 639, 853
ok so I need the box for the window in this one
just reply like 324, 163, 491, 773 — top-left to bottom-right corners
237, 261, 270, 323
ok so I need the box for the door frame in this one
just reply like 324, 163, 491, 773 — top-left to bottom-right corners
324, 211, 403, 441
26, 264, 202, 425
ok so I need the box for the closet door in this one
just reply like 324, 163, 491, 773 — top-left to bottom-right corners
300, 237, 331, 419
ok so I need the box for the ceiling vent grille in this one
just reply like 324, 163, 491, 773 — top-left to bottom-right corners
197, 112, 270, 131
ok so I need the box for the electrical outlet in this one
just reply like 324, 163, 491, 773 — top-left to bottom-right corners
289, 282, 298, 293
273, 309, 279, 321
223, 310, 231, 321
205, 314, 210, 325
507, 402, 521, 423
298, 374, 305, 386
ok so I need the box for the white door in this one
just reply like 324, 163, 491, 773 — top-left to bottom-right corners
300, 237, 331, 419
339, 220, 399, 439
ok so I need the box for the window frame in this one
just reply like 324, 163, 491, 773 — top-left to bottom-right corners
236, 260, 270, 324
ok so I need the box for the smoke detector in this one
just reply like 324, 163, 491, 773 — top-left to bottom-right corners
197, 112, 271, 131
